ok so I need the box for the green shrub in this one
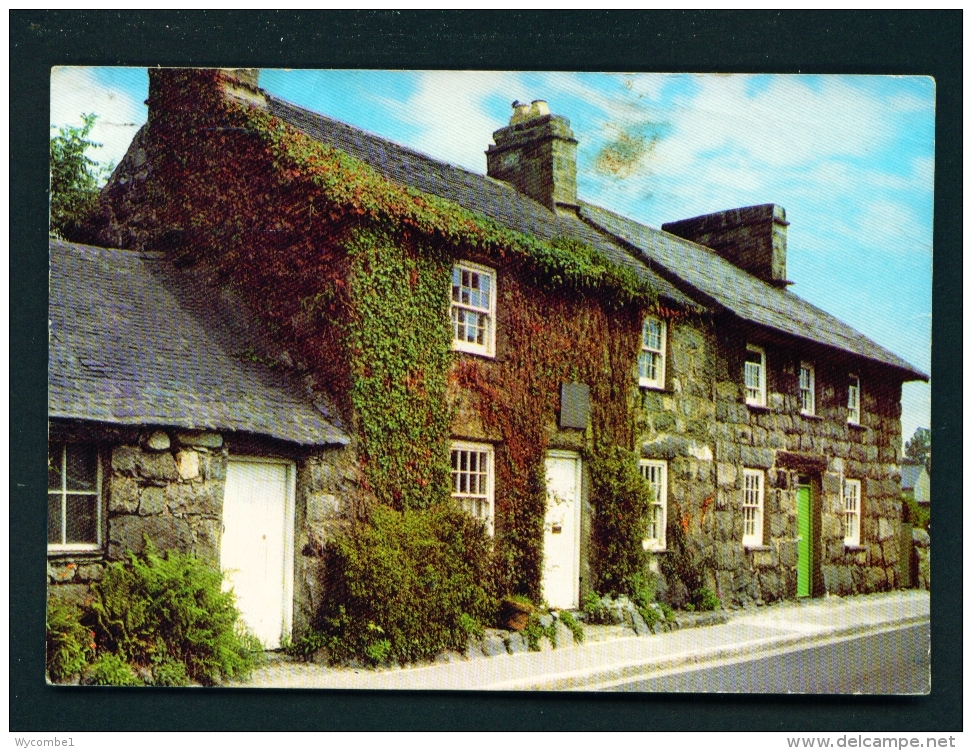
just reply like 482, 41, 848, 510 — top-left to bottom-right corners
46, 599, 95, 683
695, 586, 721, 612
660, 514, 715, 611
522, 613, 557, 651
317, 503, 497, 665
582, 591, 613, 625
587, 444, 654, 598
557, 610, 584, 644
150, 656, 190, 687
637, 603, 661, 629
658, 602, 675, 621
283, 630, 333, 662
89, 540, 260, 685
87, 653, 143, 686
903, 493, 930, 531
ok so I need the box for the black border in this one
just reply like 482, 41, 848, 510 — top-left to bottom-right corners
11, 10, 961, 731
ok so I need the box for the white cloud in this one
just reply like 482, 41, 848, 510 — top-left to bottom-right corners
50, 67, 145, 178
385, 71, 526, 172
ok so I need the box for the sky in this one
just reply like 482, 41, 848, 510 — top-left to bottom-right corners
50, 68, 934, 448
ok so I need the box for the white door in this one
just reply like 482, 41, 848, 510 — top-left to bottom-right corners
220, 459, 295, 649
543, 451, 582, 609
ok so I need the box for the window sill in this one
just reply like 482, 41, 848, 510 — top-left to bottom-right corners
746, 402, 770, 412
744, 544, 772, 552
453, 345, 495, 360
847, 421, 866, 430
639, 381, 666, 392
47, 547, 103, 561
843, 544, 866, 552
800, 412, 823, 421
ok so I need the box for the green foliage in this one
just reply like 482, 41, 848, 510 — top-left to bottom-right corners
241, 105, 660, 308
557, 610, 584, 644
583, 590, 604, 617
89, 541, 260, 685
637, 602, 661, 629
49, 113, 110, 239
587, 444, 654, 597
660, 515, 717, 611
46, 599, 95, 683
522, 613, 557, 651
150, 656, 191, 687
903, 493, 930, 531
318, 503, 497, 665
695, 586, 721, 612
87, 653, 143, 687
905, 427, 931, 475
345, 226, 454, 510
657, 602, 675, 621
283, 630, 332, 662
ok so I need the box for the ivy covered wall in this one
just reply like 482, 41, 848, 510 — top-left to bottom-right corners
89, 68, 666, 602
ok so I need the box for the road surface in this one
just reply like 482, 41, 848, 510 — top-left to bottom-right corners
605, 622, 929, 693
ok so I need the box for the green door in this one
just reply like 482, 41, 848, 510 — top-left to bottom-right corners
797, 483, 812, 597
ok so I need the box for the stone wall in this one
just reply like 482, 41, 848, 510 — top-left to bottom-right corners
47, 427, 228, 609
292, 444, 364, 635
637, 316, 906, 607
47, 421, 358, 640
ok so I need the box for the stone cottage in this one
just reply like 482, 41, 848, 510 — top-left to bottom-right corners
49, 68, 927, 648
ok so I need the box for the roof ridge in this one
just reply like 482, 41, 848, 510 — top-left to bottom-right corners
578, 201, 928, 381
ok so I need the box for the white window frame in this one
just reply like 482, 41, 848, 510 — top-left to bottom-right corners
847, 374, 861, 425
48, 442, 102, 553
843, 479, 862, 547
742, 468, 765, 548
638, 317, 667, 390
745, 344, 766, 407
639, 459, 668, 551
450, 441, 495, 535
451, 261, 496, 358
799, 361, 816, 416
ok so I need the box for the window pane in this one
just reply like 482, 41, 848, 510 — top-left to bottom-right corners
48, 444, 63, 491
66, 494, 98, 543
66, 445, 97, 491
48, 494, 62, 545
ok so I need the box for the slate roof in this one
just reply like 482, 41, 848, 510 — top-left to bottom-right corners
579, 202, 929, 381
49, 238, 347, 446
269, 95, 925, 381
268, 96, 697, 310
900, 462, 922, 491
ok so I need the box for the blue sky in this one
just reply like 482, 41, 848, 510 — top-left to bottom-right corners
51, 68, 934, 447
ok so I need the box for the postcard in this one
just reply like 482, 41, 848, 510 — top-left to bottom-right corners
47, 67, 931, 692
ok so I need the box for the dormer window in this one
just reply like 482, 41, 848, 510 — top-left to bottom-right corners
847, 375, 861, 425
451, 262, 496, 358
799, 361, 816, 415
745, 344, 766, 407
638, 317, 667, 389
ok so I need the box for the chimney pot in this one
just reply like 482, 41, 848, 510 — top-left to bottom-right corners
487, 102, 579, 215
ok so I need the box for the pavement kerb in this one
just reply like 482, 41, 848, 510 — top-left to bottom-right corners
485, 613, 929, 691
239, 590, 929, 689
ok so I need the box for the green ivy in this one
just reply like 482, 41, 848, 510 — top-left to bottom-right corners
586, 443, 654, 597
344, 226, 453, 509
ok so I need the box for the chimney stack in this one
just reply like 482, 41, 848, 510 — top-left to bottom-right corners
486, 100, 578, 215
662, 204, 792, 288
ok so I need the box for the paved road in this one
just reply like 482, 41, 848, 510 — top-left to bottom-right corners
606, 622, 929, 693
